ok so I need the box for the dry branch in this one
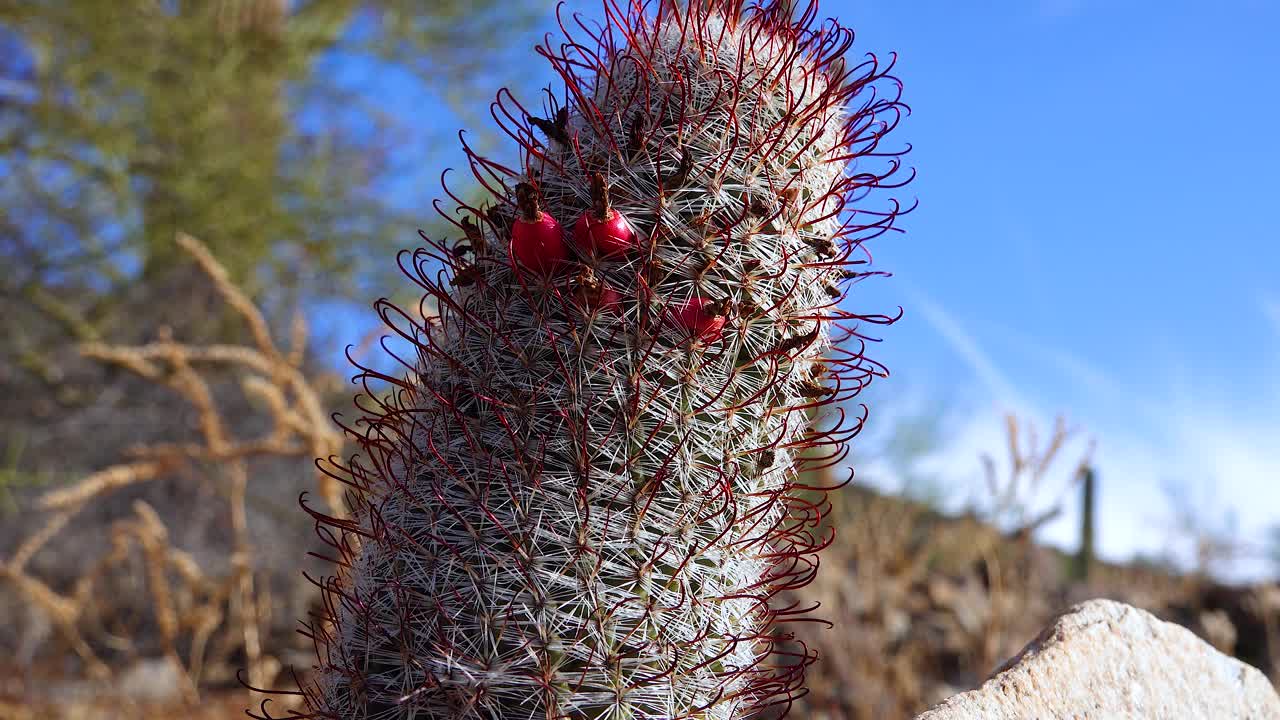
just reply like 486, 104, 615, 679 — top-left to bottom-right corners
0, 233, 342, 701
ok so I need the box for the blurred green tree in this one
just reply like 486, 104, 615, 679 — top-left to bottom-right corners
0, 0, 541, 338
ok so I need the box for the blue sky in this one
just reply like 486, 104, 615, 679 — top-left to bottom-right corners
326, 0, 1279, 578
830, 0, 1279, 578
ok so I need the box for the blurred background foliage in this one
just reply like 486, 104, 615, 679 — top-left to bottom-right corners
0, 0, 539, 352
1, 0, 536, 297
0, 0, 542, 485
0, 2, 550, 711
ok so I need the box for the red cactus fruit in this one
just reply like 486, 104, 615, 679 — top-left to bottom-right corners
672, 295, 728, 343
573, 172, 636, 258
598, 284, 623, 311
573, 209, 634, 258
509, 182, 566, 275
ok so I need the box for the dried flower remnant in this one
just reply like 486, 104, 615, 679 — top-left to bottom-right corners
267, 1, 912, 718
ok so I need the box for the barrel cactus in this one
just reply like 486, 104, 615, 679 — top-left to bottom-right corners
268, 1, 909, 717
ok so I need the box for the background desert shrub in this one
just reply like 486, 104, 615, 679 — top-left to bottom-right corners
777, 413, 1279, 720
0, 236, 348, 699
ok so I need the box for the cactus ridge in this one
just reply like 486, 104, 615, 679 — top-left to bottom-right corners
256, 1, 910, 718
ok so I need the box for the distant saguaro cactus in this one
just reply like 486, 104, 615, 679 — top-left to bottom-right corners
1073, 465, 1097, 581
266, 1, 910, 718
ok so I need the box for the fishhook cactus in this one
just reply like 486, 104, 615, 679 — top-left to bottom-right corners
263, 1, 910, 717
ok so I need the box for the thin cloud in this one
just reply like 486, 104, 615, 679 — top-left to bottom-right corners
893, 302, 1277, 579
904, 286, 1027, 411
995, 322, 1280, 579
1263, 294, 1280, 337
995, 327, 1167, 429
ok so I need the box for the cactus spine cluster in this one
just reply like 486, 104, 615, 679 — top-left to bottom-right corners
267, 2, 909, 718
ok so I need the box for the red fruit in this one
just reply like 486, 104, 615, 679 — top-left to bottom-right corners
573, 209, 635, 258
671, 296, 727, 343
597, 285, 623, 313
509, 182, 566, 277
510, 211, 566, 276
573, 171, 635, 258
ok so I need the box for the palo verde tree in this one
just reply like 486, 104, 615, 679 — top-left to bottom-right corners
0, 0, 544, 476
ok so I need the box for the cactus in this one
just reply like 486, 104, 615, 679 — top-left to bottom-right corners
266, 1, 910, 718
1073, 465, 1097, 582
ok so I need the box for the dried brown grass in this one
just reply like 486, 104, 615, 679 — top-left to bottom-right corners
0, 234, 342, 706
781, 414, 1192, 720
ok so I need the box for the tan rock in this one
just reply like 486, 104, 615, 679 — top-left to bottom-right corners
915, 599, 1280, 720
